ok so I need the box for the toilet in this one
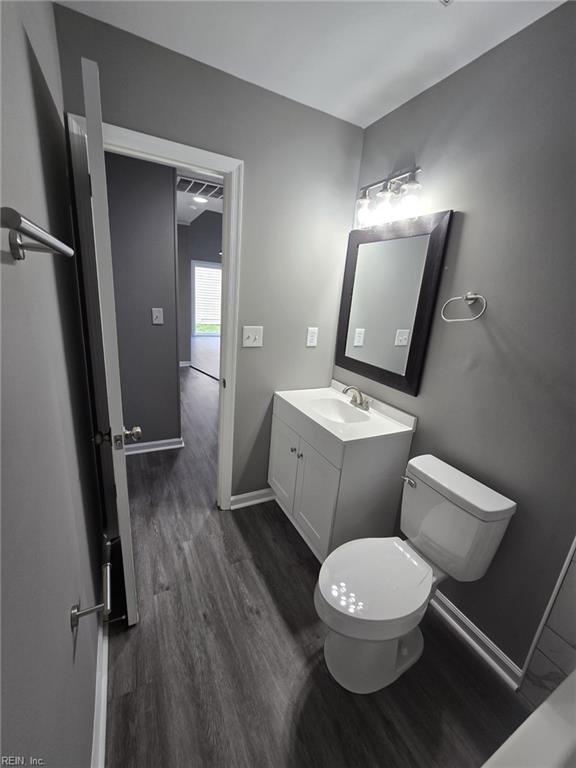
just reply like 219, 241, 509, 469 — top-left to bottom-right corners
314, 454, 516, 694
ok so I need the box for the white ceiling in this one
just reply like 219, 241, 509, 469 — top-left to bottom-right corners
63, 1, 561, 127
176, 170, 224, 224
177, 193, 223, 225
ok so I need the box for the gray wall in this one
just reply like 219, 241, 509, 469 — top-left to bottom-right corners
53, 3, 363, 494
335, 3, 576, 668
106, 152, 180, 443
1, 2, 100, 764
178, 211, 222, 361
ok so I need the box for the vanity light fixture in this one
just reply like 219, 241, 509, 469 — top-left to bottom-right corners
355, 189, 372, 228
355, 168, 423, 228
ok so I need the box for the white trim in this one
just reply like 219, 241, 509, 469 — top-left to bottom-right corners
69, 117, 243, 512
429, 591, 522, 690
90, 621, 108, 768
125, 437, 185, 455
230, 488, 276, 510
520, 533, 576, 680
217, 162, 243, 510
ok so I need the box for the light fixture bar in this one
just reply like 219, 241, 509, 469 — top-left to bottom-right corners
359, 167, 422, 197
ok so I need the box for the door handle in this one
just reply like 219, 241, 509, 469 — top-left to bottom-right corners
297, 452, 304, 459
124, 425, 142, 443
290, 447, 297, 454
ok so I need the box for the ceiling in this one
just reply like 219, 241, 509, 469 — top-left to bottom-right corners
63, 1, 560, 127
176, 172, 224, 224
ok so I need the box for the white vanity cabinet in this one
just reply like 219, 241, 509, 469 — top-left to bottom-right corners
268, 386, 416, 562
269, 417, 340, 559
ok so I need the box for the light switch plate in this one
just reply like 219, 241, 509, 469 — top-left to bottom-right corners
306, 327, 318, 347
151, 308, 164, 325
242, 325, 263, 347
395, 329, 410, 346
353, 328, 365, 347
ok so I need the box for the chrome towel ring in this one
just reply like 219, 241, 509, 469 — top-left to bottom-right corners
441, 291, 487, 323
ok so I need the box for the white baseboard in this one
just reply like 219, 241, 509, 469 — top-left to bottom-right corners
430, 590, 522, 690
91, 621, 108, 768
230, 488, 276, 510
125, 437, 185, 455
179, 361, 192, 367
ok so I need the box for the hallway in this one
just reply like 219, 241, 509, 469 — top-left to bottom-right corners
189, 336, 220, 380
105, 369, 527, 768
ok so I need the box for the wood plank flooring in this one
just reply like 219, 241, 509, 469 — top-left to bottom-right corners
189, 336, 220, 380
106, 367, 528, 768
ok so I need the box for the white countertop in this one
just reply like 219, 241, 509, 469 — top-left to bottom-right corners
275, 386, 415, 442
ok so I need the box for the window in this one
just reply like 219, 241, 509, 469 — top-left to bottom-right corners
193, 262, 222, 336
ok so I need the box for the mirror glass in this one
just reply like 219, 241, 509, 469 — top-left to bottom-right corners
344, 235, 430, 375
335, 210, 452, 396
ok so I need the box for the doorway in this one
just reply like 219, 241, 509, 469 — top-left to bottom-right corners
97, 121, 243, 511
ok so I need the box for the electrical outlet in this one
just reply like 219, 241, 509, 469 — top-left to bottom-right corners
353, 328, 365, 347
306, 327, 318, 347
395, 329, 410, 346
242, 325, 263, 347
151, 308, 164, 325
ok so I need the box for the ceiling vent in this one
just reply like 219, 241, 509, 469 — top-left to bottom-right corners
177, 176, 224, 200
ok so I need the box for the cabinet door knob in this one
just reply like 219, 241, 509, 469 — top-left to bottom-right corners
290, 447, 297, 453
297, 452, 304, 459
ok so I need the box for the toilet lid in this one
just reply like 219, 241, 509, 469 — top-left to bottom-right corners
318, 537, 433, 621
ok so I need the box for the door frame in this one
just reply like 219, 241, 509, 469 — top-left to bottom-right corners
70, 116, 243, 510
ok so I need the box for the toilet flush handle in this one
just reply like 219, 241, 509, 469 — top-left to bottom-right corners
401, 475, 416, 488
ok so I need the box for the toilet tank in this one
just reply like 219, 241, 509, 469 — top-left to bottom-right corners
400, 455, 516, 581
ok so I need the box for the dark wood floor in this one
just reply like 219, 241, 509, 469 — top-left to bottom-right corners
189, 336, 220, 380
106, 368, 528, 768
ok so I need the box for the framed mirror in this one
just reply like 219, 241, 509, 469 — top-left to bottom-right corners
335, 210, 453, 396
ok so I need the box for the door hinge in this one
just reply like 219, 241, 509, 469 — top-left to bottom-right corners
222, 378, 227, 389
92, 428, 111, 445
88, 173, 92, 198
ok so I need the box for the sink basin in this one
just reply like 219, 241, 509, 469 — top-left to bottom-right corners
310, 398, 370, 424
274, 385, 416, 442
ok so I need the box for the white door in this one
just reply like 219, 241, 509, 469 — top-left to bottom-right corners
293, 439, 340, 559
268, 416, 299, 516
66, 59, 138, 625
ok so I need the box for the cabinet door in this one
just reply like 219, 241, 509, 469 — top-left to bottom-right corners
294, 439, 340, 560
268, 416, 299, 516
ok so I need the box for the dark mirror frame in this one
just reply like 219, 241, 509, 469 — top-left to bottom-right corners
335, 209, 453, 396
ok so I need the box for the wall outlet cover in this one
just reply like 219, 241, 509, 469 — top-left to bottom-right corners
353, 328, 365, 347
306, 327, 319, 347
395, 329, 410, 346
242, 325, 263, 347
151, 307, 164, 325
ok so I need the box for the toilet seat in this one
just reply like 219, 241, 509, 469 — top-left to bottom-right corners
315, 537, 434, 641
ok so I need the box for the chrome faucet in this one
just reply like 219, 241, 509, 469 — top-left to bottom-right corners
343, 385, 370, 411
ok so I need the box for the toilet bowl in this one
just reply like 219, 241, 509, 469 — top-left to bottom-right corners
315, 454, 516, 693
314, 537, 437, 693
